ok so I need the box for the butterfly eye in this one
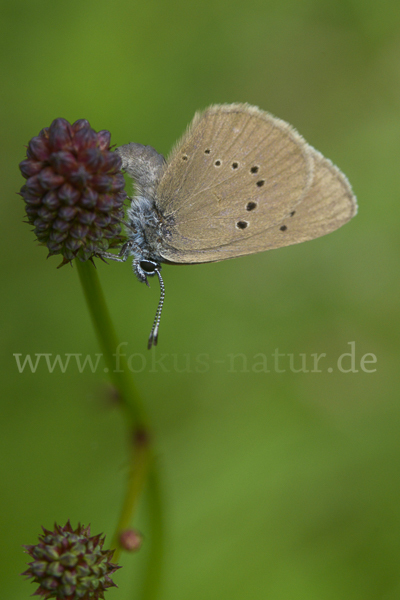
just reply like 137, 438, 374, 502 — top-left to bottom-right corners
140, 260, 158, 274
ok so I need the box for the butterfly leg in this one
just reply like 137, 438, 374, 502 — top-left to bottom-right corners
99, 240, 134, 263
99, 252, 127, 263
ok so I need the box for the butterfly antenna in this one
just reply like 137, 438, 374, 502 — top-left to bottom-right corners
148, 269, 165, 350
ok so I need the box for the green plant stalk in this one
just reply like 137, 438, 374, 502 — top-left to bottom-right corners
139, 460, 165, 600
76, 259, 146, 428
111, 431, 152, 561
76, 259, 164, 598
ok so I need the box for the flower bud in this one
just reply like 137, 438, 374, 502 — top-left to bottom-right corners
22, 520, 121, 599
19, 119, 127, 264
118, 528, 143, 553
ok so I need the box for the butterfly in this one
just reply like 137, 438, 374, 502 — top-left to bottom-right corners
101, 103, 357, 348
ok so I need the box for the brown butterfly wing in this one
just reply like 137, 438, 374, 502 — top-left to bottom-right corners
156, 104, 314, 262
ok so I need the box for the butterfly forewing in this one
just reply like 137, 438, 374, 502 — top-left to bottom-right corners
156, 104, 314, 258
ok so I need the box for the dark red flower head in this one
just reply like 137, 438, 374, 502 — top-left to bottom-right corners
19, 119, 127, 266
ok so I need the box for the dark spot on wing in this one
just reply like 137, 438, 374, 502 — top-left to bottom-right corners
236, 220, 248, 230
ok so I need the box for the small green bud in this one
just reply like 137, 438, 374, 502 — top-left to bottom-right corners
22, 520, 121, 600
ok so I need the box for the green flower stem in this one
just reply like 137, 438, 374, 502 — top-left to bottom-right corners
75, 259, 164, 598
139, 460, 165, 600
111, 430, 152, 561
76, 259, 146, 428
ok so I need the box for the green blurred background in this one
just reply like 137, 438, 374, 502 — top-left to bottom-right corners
2, 0, 400, 598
